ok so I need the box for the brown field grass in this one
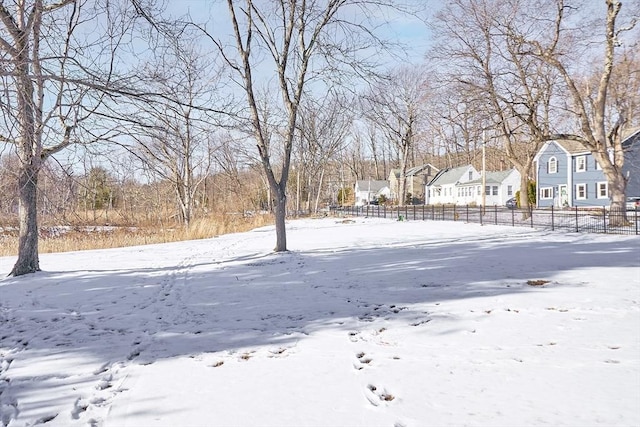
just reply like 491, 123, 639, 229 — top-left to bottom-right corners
0, 212, 273, 257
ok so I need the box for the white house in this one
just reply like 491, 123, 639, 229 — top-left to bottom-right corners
425, 165, 480, 205
354, 179, 390, 206
426, 166, 521, 206
464, 169, 521, 206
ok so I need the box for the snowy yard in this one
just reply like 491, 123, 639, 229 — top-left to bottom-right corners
1, 218, 639, 427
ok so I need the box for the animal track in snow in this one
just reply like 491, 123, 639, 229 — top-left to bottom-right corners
354, 352, 373, 370
365, 384, 395, 406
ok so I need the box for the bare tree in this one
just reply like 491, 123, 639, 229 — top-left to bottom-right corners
361, 66, 427, 206
0, 0, 143, 276
202, 0, 406, 251
295, 92, 353, 213
431, 0, 563, 216
515, 0, 638, 223
607, 48, 640, 131
427, 84, 489, 169
430, 0, 639, 221
126, 39, 220, 228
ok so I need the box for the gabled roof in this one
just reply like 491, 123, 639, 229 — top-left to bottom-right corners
355, 180, 389, 193
554, 140, 590, 155
622, 127, 640, 140
428, 165, 473, 187
390, 164, 440, 178
406, 163, 439, 177
464, 169, 517, 186
533, 139, 587, 161
622, 127, 640, 149
537, 129, 640, 157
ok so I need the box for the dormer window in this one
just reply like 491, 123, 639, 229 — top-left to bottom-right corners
548, 156, 558, 174
576, 155, 586, 172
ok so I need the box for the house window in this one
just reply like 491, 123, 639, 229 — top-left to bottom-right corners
468, 171, 473, 180
576, 155, 586, 172
540, 187, 553, 199
597, 182, 608, 199
548, 157, 557, 174
477, 186, 481, 195
507, 185, 513, 196
485, 186, 490, 195
576, 183, 587, 199
492, 186, 498, 195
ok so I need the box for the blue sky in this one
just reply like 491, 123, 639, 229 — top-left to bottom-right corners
165, 0, 434, 66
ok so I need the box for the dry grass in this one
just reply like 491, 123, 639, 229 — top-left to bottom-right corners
0, 213, 273, 257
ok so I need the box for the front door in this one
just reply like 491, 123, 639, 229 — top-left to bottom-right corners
558, 185, 569, 207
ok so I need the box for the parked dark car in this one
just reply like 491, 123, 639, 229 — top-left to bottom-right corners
506, 197, 517, 209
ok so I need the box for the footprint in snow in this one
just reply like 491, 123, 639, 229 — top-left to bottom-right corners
354, 352, 372, 370
365, 384, 395, 406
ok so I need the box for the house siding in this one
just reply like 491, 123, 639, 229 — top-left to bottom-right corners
623, 130, 640, 197
426, 166, 479, 205
426, 166, 519, 206
571, 155, 608, 207
535, 140, 621, 208
536, 142, 573, 208
354, 180, 390, 206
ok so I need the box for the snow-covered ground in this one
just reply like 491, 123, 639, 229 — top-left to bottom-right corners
0, 217, 638, 427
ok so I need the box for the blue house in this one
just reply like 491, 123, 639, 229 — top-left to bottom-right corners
534, 128, 640, 208
624, 129, 640, 198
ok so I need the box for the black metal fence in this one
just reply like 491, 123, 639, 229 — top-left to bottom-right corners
330, 204, 640, 236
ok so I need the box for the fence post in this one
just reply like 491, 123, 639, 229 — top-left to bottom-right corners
635, 208, 638, 235
575, 206, 579, 233
413, 204, 416, 220
480, 206, 483, 226
422, 205, 425, 221
603, 206, 607, 233
431, 204, 435, 220
551, 205, 555, 231
511, 206, 515, 227
466, 204, 469, 223
494, 205, 498, 225
530, 205, 534, 228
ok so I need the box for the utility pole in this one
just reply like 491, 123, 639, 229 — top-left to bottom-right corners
296, 165, 300, 216
482, 130, 486, 215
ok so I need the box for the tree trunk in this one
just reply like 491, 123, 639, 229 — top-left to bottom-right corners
608, 175, 627, 226
273, 183, 287, 252
519, 171, 531, 221
596, 150, 628, 226
10, 164, 40, 276
314, 168, 325, 213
